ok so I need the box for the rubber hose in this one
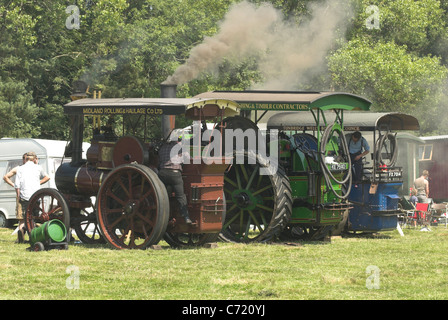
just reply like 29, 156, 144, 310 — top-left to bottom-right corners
319, 124, 352, 199
375, 133, 397, 167
319, 124, 352, 185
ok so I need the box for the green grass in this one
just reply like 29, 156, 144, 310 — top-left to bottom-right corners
1, 225, 448, 300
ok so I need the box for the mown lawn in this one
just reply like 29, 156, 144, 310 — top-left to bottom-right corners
1, 225, 448, 300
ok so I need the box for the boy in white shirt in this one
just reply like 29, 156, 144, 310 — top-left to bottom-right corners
14, 152, 50, 243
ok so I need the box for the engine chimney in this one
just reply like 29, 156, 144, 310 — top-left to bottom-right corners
160, 83, 177, 140
69, 80, 89, 165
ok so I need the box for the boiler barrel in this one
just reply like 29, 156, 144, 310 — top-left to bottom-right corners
56, 162, 108, 196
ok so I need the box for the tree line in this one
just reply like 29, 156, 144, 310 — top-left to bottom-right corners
1, 0, 448, 139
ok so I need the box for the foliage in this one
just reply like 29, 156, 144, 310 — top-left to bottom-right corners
0, 78, 39, 137
0, 0, 238, 140
76, 0, 238, 98
1, 0, 448, 137
348, 0, 448, 57
328, 38, 448, 132
330, 0, 448, 134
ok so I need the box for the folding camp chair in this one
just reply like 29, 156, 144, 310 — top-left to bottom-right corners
414, 203, 431, 231
430, 203, 448, 228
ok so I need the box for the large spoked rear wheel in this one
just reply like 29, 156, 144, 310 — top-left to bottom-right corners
96, 164, 169, 249
220, 151, 292, 243
25, 188, 70, 235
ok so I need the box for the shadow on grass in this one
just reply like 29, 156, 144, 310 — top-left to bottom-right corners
65, 232, 339, 250
339, 231, 392, 239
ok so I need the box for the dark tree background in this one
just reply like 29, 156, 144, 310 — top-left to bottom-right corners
1, 0, 447, 138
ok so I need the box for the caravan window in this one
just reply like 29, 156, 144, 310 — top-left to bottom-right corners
418, 144, 433, 161
0, 159, 24, 190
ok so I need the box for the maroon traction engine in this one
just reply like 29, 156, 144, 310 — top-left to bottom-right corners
24, 95, 239, 249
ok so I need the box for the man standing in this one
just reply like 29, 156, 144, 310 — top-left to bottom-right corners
347, 131, 370, 184
157, 136, 192, 224
413, 170, 429, 203
14, 152, 50, 243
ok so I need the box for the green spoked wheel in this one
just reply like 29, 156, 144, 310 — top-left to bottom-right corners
220, 152, 292, 243
96, 164, 169, 249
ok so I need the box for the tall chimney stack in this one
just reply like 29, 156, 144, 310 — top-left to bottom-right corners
70, 80, 89, 164
160, 83, 177, 140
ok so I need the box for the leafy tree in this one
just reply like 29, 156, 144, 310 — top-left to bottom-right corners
74, 0, 237, 98
3, 0, 448, 138
0, 1, 40, 137
348, 0, 448, 57
328, 38, 448, 134
0, 79, 39, 137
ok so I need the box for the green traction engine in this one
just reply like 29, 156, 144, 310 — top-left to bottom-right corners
195, 90, 372, 242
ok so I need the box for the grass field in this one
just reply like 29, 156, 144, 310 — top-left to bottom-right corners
1, 225, 448, 300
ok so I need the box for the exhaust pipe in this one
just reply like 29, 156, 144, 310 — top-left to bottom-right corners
70, 81, 89, 164
160, 83, 177, 140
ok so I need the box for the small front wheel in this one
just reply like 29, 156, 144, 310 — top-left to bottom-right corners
33, 242, 45, 252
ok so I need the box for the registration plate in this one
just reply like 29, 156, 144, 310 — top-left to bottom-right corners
329, 163, 347, 170
388, 170, 402, 178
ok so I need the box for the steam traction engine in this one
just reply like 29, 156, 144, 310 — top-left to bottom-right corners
25, 92, 239, 249
264, 111, 420, 235
195, 90, 372, 241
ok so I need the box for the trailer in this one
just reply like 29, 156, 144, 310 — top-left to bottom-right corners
395, 132, 424, 197
0, 138, 88, 228
418, 135, 448, 203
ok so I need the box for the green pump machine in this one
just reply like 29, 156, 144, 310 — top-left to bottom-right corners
195, 90, 372, 241
29, 219, 68, 251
